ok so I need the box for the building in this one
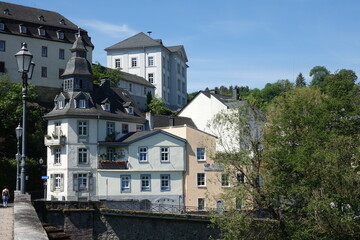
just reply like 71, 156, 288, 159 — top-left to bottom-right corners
105, 32, 188, 110
97, 129, 186, 206
160, 125, 227, 211
0, 1, 93, 90
44, 34, 146, 201
118, 71, 155, 111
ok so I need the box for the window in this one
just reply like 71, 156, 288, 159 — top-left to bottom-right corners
103, 103, 110, 112
177, 63, 180, 74
0, 62, 5, 73
138, 147, 148, 162
121, 175, 131, 192
41, 67, 47, 78
236, 173, 245, 184
128, 83, 132, 92
19, 25, 27, 33
143, 87, 147, 95
178, 79, 181, 91
55, 122, 62, 136
115, 59, 121, 68
141, 174, 151, 191
57, 31, 64, 40
236, 198, 242, 210
198, 198, 205, 211
221, 173, 230, 187
161, 174, 170, 191
59, 49, 65, 59
106, 122, 115, 136
178, 95, 181, 105
126, 107, 134, 115
76, 173, 88, 191
182, 67, 185, 77
136, 125, 143, 132
78, 121, 88, 136
75, 79, 83, 89
38, 28, 46, 36
161, 147, 169, 162
107, 147, 115, 161
54, 148, 61, 164
41, 46, 48, 57
55, 174, 61, 189
131, 57, 137, 67
58, 69, 64, 79
122, 124, 129, 134
78, 148, 88, 164
0, 23, 4, 30
57, 100, 64, 109
197, 173, 206, 187
78, 99, 86, 108
196, 147, 206, 161
148, 56, 154, 66
0, 40, 5, 52
148, 73, 154, 83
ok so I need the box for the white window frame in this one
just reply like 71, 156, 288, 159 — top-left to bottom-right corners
0, 40, 5, 52
148, 56, 154, 66
138, 147, 148, 162
160, 147, 170, 162
221, 173, 230, 187
78, 148, 88, 164
131, 57, 137, 67
78, 99, 86, 109
141, 174, 151, 191
198, 198, 205, 211
121, 175, 131, 192
54, 148, 61, 164
55, 174, 61, 189
57, 31, 65, 40
78, 121, 88, 137
148, 73, 154, 83
106, 122, 115, 136
115, 58, 121, 68
19, 25, 27, 33
197, 173, 206, 187
196, 147, 206, 161
38, 28, 46, 36
58, 100, 64, 109
160, 174, 170, 191
77, 173, 88, 191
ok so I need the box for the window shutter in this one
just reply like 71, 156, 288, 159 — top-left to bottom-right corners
73, 174, 78, 191
50, 174, 55, 192
60, 174, 64, 192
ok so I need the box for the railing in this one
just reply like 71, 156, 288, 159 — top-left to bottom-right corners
44, 135, 66, 146
98, 160, 128, 169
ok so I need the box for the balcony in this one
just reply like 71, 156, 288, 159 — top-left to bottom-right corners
44, 135, 66, 147
98, 160, 129, 170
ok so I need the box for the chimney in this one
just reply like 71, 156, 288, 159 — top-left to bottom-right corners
168, 116, 175, 127
146, 112, 154, 130
232, 88, 239, 100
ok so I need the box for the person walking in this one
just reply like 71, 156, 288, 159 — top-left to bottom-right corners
2, 186, 10, 207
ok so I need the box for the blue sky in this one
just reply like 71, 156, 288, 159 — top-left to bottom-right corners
6, 0, 360, 92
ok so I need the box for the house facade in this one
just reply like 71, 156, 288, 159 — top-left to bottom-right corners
0, 1, 93, 89
97, 130, 186, 206
44, 34, 146, 201
105, 32, 188, 110
160, 125, 228, 211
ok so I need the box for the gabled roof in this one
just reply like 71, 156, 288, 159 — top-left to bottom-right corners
116, 129, 187, 145
167, 45, 188, 62
105, 32, 164, 51
153, 115, 196, 128
121, 71, 155, 88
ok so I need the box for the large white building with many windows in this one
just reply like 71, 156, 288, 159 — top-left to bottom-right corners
105, 32, 188, 110
0, 1, 93, 90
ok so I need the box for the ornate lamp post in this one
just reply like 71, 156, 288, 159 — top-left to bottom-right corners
15, 42, 35, 194
15, 124, 22, 191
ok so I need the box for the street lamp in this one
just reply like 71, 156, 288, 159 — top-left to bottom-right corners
15, 42, 35, 194
15, 124, 22, 191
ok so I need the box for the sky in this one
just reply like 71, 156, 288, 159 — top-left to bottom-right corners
4, 0, 360, 92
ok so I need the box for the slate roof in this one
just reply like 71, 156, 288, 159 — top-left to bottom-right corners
0, 1, 93, 47
44, 83, 146, 124
120, 71, 155, 88
116, 129, 186, 144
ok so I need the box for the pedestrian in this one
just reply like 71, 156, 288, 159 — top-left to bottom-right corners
2, 186, 10, 207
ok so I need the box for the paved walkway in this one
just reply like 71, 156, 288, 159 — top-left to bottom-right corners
0, 203, 14, 240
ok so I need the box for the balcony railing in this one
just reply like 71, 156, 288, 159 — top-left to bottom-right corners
44, 135, 66, 147
98, 160, 128, 169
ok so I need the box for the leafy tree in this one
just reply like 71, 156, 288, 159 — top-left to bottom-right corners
295, 72, 306, 87
92, 62, 122, 87
147, 96, 176, 115
309, 66, 330, 87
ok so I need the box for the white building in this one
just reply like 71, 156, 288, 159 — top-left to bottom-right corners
0, 1, 93, 89
44, 34, 146, 201
105, 32, 188, 110
97, 130, 186, 205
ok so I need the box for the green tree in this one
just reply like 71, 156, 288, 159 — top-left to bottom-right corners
92, 62, 122, 87
309, 66, 330, 87
147, 96, 176, 115
295, 72, 306, 87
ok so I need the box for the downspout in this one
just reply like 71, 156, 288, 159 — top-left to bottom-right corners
96, 114, 100, 199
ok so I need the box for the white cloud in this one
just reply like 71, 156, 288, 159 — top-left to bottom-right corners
75, 19, 137, 38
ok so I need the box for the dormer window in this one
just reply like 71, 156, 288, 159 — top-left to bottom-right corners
127, 106, 134, 115
57, 31, 65, 40
58, 100, 64, 109
0, 23, 4, 31
78, 99, 86, 109
38, 27, 46, 36
38, 16, 45, 22
4, 9, 10, 15
103, 103, 110, 112
19, 25, 27, 34
59, 19, 66, 25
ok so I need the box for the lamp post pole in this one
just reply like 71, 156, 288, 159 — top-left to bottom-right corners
15, 124, 22, 191
15, 42, 35, 194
